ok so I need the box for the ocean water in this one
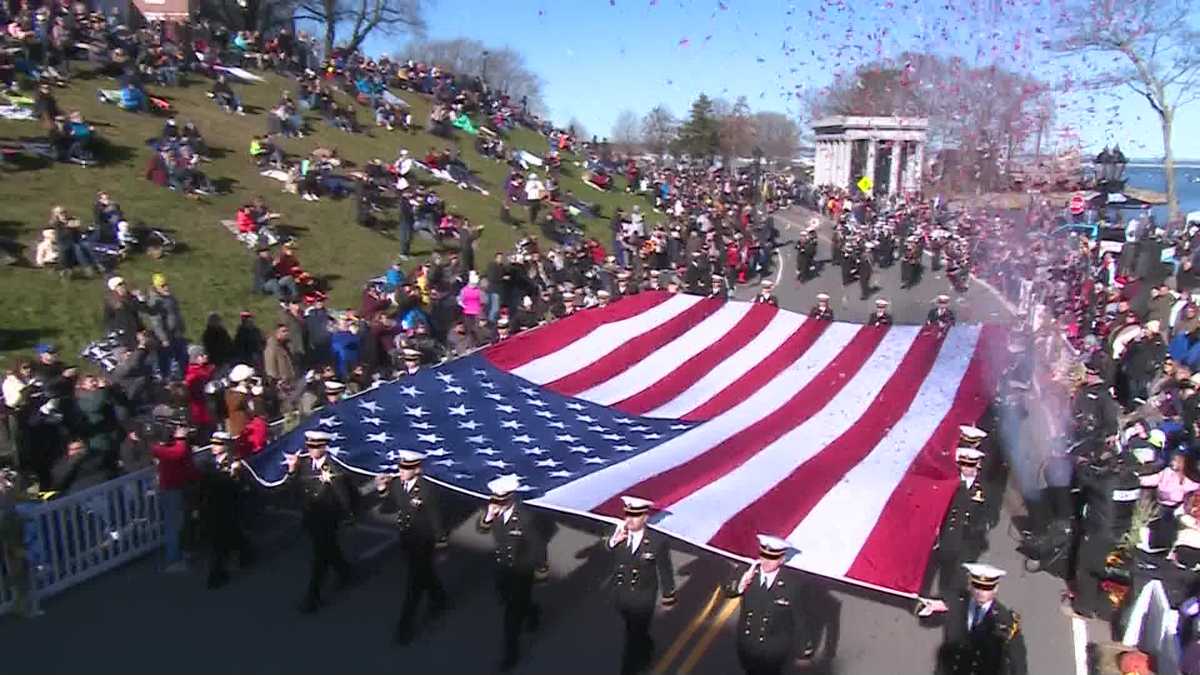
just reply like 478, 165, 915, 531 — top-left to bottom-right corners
1123, 164, 1200, 223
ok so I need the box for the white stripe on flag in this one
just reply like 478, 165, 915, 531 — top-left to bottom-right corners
783, 326, 981, 577
511, 294, 703, 384
535, 322, 862, 511
577, 302, 754, 406
644, 311, 805, 418
653, 326, 922, 542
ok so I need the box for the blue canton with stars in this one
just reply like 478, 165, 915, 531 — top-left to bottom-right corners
245, 354, 698, 497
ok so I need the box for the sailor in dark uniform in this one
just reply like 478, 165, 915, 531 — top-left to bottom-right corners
477, 475, 547, 671
597, 289, 613, 307
917, 563, 1028, 675
685, 250, 709, 295
376, 450, 448, 644
867, 298, 893, 326
283, 430, 356, 613
709, 274, 729, 300
616, 270, 637, 298
725, 534, 815, 675
901, 236, 923, 289
809, 292, 835, 321
199, 431, 254, 589
931, 447, 990, 596
794, 226, 817, 282
606, 496, 677, 675
754, 280, 779, 307
927, 295, 957, 330
400, 347, 422, 376
858, 244, 875, 300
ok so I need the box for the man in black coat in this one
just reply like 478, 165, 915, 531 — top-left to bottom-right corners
931, 448, 991, 596
199, 432, 254, 589
606, 496, 677, 675
376, 450, 448, 643
858, 245, 875, 300
918, 563, 1028, 675
477, 475, 547, 671
283, 430, 355, 613
725, 534, 814, 675
867, 298, 893, 326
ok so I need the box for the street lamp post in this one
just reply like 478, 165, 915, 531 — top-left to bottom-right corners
752, 146, 764, 209
481, 50, 490, 88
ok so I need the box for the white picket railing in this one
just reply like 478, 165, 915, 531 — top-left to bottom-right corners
0, 466, 162, 615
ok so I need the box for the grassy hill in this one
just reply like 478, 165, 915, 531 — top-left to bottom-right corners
0, 68, 650, 366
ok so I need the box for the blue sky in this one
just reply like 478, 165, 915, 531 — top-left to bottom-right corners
364, 0, 1200, 159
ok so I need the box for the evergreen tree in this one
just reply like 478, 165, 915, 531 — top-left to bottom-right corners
675, 94, 721, 160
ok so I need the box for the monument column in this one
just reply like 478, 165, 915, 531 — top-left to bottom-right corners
839, 140, 850, 187
817, 141, 828, 185
888, 140, 902, 195
864, 139, 877, 189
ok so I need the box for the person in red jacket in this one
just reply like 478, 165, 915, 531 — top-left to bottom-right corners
236, 415, 269, 458
183, 347, 215, 432
152, 424, 198, 572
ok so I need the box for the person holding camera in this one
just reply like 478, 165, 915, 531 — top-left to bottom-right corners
1071, 448, 1140, 618
151, 422, 198, 573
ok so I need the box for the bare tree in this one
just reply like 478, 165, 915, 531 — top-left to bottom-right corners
641, 105, 677, 157
611, 109, 642, 154
753, 112, 800, 161
399, 39, 547, 114
296, 0, 426, 57
718, 96, 757, 162
198, 0, 297, 33
1051, 0, 1200, 221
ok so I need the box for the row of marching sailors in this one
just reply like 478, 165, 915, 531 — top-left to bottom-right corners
749, 287, 959, 330
797, 219, 973, 294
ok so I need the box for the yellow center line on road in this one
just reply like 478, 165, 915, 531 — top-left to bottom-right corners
676, 597, 741, 675
650, 586, 723, 675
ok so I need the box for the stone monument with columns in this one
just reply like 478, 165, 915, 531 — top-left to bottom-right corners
812, 116, 929, 195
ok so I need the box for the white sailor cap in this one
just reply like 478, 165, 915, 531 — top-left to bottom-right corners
816, 292, 830, 302
211, 431, 233, 444
396, 449, 425, 468
956, 447, 985, 464
962, 562, 1006, 589
875, 298, 889, 307
324, 380, 346, 393
756, 534, 792, 560
487, 474, 521, 501
959, 425, 988, 441
620, 495, 654, 516
230, 363, 255, 383
304, 430, 332, 445
936, 294, 951, 304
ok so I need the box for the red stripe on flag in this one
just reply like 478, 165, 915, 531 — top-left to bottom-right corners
614, 304, 779, 416
595, 325, 888, 519
681, 318, 832, 422
545, 298, 726, 397
844, 326, 1003, 594
706, 327, 946, 557
483, 291, 671, 371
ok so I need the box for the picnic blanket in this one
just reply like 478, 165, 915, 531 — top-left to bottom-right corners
220, 219, 279, 249
452, 113, 479, 136
0, 105, 35, 120
213, 65, 265, 83
380, 90, 410, 109
515, 150, 544, 169
412, 160, 490, 197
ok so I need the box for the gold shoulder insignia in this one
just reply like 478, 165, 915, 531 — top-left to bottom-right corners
1007, 611, 1020, 641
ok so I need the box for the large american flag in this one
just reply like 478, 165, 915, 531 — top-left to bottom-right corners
247, 291, 1003, 596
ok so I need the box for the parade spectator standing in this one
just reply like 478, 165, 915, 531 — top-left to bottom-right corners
102, 276, 145, 347
264, 324, 300, 412
151, 423, 198, 573
145, 273, 187, 378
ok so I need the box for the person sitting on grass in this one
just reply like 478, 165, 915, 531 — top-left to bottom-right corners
375, 102, 398, 130
250, 134, 283, 169
118, 81, 146, 112
35, 228, 59, 269
252, 245, 299, 301
209, 74, 244, 115
53, 112, 95, 165
49, 206, 103, 277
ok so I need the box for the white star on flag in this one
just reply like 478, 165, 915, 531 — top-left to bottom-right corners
555, 434, 579, 443
520, 387, 538, 396
318, 416, 341, 428
434, 459, 456, 467
426, 448, 450, 457
535, 458, 562, 468
526, 398, 548, 407
485, 459, 511, 469
361, 416, 384, 426
524, 446, 548, 456
445, 385, 466, 395
475, 447, 499, 456
577, 414, 597, 423
358, 400, 382, 414
411, 421, 434, 430
643, 433, 662, 440
548, 470, 574, 478
495, 404, 517, 414
546, 421, 566, 429
327, 446, 343, 457
466, 434, 488, 444
366, 432, 393, 444
404, 406, 428, 418
581, 457, 608, 465
434, 372, 456, 384
472, 368, 490, 377
512, 434, 533, 443
670, 424, 690, 430
564, 402, 585, 411
480, 381, 496, 389
615, 417, 634, 425
447, 404, 472, 417
329, 432, 344, 441
601, 433, 621, 441
459, 420, 481, 430
629, 425, 651, 432
500, 420, 523, 429
417, 433, 443, 443
399, 385, 421, 398
568, 445, 592, 454
587, 425, 607, 432
484, 392, 504, 401
614, 444, 637, 452
534, 410, 554, 418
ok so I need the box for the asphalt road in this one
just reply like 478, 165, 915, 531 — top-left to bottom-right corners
0, 208, 1083, 674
